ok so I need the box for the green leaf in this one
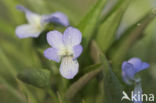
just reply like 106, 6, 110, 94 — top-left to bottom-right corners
90, 41, 123, 103
108, 10, 156, 72
82, 63, 102, 73
96, 0, 130, 52
65, 67, 102, 100
100, 0, 124, 23
77, 0, 106, 48
18, 69, 51, 88
100, 54, 123, 103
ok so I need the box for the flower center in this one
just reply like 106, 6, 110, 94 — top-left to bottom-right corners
58, 46, 73, 57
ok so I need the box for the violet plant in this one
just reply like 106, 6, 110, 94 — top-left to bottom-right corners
15, 5, 69, 38
122, 57, 149, 85
122, 57, 149, 103
0, 0, 156, 103
44, 27, 83, 79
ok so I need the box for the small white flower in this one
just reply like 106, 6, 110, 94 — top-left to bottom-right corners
15, 5, 69, 39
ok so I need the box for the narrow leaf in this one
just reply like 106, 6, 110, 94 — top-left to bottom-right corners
91, 41, 123, 103
96, 0, 130, 52
100, 0, 124, 23
65, 68, 102, 100
77, 0, 106, 48
108, 10, 156, 71
100, 53, 123, 103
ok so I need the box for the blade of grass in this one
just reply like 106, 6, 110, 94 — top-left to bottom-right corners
100, 0, 125, 23
96, 0, 130, 52
90, 41, 123, 103
77, 0, 106, 49
100, 53, 123, 103
65, 68, 102, 100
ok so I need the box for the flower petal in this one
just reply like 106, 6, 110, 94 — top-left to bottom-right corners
47, 31, 64, 49
26, 12, 41, 25
128, 58, 149, 73
15, 24, 41, 38
42, 12, 69, 26
16, 5, 29, 13
122, 72, 132, 85
16, 5, 41, 25
141, 62, 149, 69
60, 56, 79, 79
122, 62, 136, 84
128, 57, 142, 70
63, 27, 82, 47
44, 48, 60, 62
73, 45, 83, 59
138, 62, 149, 72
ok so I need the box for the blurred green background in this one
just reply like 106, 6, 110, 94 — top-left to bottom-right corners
0, 0, 156, 103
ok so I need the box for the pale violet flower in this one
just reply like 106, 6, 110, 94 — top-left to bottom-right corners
122, 57, 149, 85
15, 5, 69, 38
44, 27, 83, 79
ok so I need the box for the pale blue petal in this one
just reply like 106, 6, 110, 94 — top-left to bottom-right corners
63, 27, 82, 47
60, 56, 79, 79
16, 5, 41, 24
44, 48, 60, 63
122, 62, 136, 78
135, 62, 149, 73
122, 71, 132, 85
16, 5, 29, 13
128, 58, 149, 73
141, 62, 149, 70
122, 58, 149, 85
26, 12, 41, 25
47, 30, 64, 49
15, 24, 41, 38
122, 61, 128, 70
128, 57, 142, 70
73, 45, 83, 59
122, 62, 136, 84
42, 12, 69, 26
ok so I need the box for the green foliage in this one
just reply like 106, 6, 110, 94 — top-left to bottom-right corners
101, 54, 123, 103
108, 10, 156, 74
65, 65, 102, 100
78, 0, 106, 48
90, 41, 123, 103
96, 0, 130, 52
